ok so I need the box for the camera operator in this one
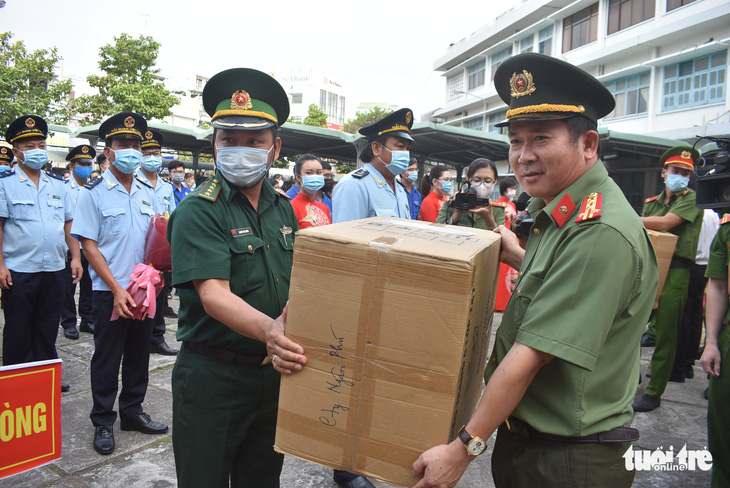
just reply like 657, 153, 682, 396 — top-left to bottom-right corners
436, 158, 507, 229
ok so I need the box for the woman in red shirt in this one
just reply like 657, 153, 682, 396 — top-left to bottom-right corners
418, 165, 451, 222
289, 154, 331, 229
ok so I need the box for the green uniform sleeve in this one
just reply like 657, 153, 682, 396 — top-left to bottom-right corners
516, 224, 644, 371
706, 224, 730, 279
670, 191, 701, 223
493, 205, 506, 226
435, 201, 451, 224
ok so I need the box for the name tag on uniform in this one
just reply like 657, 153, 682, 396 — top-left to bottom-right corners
142, 200, 152, 207
52, 195, 61, 200
231, 227, 252, 237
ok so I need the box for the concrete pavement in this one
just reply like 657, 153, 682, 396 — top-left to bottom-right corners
0, 298, 714, 487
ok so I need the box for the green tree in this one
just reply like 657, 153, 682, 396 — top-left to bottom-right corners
0, 32, 74, 130
74, 34, 179, 124
303, 104, 327, 127
343, 106, 393, 134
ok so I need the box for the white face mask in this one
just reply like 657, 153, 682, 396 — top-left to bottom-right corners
506, 189, 517, 201
215, 145, 274, 189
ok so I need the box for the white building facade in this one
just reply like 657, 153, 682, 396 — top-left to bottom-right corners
432, 0, 729, 141
276, 72, 347, 130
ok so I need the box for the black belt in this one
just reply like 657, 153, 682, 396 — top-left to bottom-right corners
505, 417, 639, 444
185, 342, 271, 366
669, 258, 691, 269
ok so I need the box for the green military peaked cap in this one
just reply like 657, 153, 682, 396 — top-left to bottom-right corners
66, 144, 96, 162
203, 68, 289, 130
495, 53, 615, 127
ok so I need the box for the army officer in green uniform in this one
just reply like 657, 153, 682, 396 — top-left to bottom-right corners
700, 213, 730, 488
412, 53, 657, 488
633, 146, 703, 413
168, 68, 307, 488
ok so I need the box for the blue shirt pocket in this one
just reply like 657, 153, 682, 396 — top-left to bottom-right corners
46, 195, 64, 222
10, 199, 37, 221
101, 206, 126, 235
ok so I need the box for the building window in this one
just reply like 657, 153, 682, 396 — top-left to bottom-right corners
291, 93, 303, 104
538, 26, 553, 55
448, 73, 464, 101
520, 35, 534, 53
662, 51, 727, 111
327, 92, 338, 122
491, 48, 512, 80
464, 117, 484, 131
604, 72, 650, 119
339, 95, 346, 125
607, 0, 654, 35
562, 4, 598, 52
467, 61, 486, 91
320, 89, 326, 110
488, 111, 508, 134
667, 0, 696, 11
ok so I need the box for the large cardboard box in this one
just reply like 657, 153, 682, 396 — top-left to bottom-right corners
275, 217, 501, 486
647, 229, 678, 308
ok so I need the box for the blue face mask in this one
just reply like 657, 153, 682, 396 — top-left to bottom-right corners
0, 165, 10, 173
113, 148, 142, 174
301, 174, 324, 193
439, 180, 452, 194
666, 173, 690, 192
74, 165, 93, 179
406, 171, 418, 183
379, 145, 411, 176
141, 155, 163, 172
21, 148, 48, 170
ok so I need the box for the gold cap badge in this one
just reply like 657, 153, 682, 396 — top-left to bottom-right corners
145, 130, 153, 140
25, 117, 36, 128
510, 70, 536, 98
124, 116, 135, 128
681, 150, 691, 159
405, 111, 412, 124
82, 146, 89, 154
231, 90, 253, 110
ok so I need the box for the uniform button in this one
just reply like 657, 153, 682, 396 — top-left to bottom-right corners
276, 278, 280, 284
248, 245, 253, 251
267, 245, 270, 250
533, 227, 541, 235
490, 357, 497, 364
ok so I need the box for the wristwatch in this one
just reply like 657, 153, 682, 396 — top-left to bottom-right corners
457, 425, 487, 456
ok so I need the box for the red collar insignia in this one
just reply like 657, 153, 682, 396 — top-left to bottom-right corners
550, 193, 575, 228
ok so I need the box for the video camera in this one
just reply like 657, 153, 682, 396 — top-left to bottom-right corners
695, 136, 730, 210
450, 181, 491, 210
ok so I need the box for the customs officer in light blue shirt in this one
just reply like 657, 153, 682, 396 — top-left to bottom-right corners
71, 111, 168, 456
61, 144, 96, 340
0, 115, 81, 394
136, 128, 177, 356
0, 146, 13, 172
332, 108, 414, 223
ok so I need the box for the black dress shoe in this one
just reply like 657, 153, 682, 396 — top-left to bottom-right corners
94, 425, 115, 455
79, 320, 95, 334
151, 341, 178, 356
704, 387, 709, 400
641, 333, 656, 347
63, 327, 79, 339
120, 412, 168, 434
61, 383, 70, 392
684, 365, 695, 379
632, 394, 661, 412
163, 307, 178, 319
333, 473, 375, 488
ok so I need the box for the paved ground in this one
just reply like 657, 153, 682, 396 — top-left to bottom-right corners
0, 295, 714, 487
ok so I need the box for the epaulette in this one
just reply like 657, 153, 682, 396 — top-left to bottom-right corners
490, 200, 508, 208
46, 171, 64, 181
135, 174, 153, 189
720, 215, 730, 226
575, 192, 603, 223
195, 177, 222, 202
644, 195, 659, 203
0, 170, 13, 178
84, 175, 103, 189
679, 188, 692, 196
352, 168, 369, 179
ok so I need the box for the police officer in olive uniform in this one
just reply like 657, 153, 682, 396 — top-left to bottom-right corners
413, 53, 657, 488
136, 129, 178, 356
332, 108, 413, 223
0, 146, 13, 172
633, 147, 703, 412
167, 68, 306, 488
61, 144, 96, 339
700, 213, 730, 488
0, 116, 81, 395
71, 112, 168, 456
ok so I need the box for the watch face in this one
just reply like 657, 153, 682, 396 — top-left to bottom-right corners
467, 437, 486, 455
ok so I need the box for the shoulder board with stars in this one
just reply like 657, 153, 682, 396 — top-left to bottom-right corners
720, 215, 730, 226
644, 195, 659, 203
195, 177, 222, 202
575, 192, 603, 223
46, 171, 64, 181
135, 174, 153, 189
84, 175, 103, 189
490, 200, 508, 208
351, 168, 369, 179
678, 188, 692, 197
0, 170, 13, 178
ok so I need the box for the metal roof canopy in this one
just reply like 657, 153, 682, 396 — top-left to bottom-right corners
598, 128, 684, 159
